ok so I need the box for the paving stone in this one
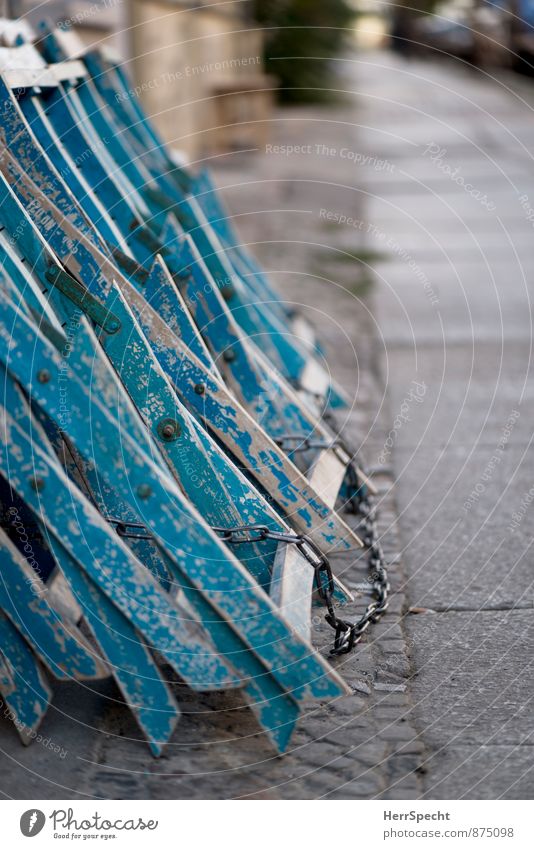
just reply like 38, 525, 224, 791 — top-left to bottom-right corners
420, 746, 534, 799
343, 742, 390, 766
355, 49, 534, 800
373, 695, 410, 710
391, 739, 427, 756
374, 707, 413, 721
380, 640, 409, 654
327, 696, 367, 716
378, 724, 421, 744
351, 679, 372, 695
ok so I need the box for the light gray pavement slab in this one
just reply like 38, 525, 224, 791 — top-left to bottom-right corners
405, 611, 534, 749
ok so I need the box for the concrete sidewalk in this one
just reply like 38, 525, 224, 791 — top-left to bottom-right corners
1, 49, 532, 800
355, 51, 534, 798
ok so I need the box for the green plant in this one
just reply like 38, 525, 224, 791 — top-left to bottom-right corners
254, 0, 355, 103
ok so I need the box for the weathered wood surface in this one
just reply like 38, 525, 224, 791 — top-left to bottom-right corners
0, 160, 360, 556
270, 544, 313, 642
40, 36, 339, 396
116, 262, 360, 555
0, 38, 366, 755
0, 610, 52, 742
1, 57, 360, 524
0, 392, 241, 694
3, 321, 305, 750
0, 530, 106, 682
0, 295, 349, 704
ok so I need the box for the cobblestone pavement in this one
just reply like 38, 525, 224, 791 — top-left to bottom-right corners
2, 49, 533, 800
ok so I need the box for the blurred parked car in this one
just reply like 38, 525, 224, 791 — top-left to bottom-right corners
411, 0, 534, 70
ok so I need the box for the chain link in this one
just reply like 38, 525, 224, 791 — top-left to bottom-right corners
274, 434, 342, 453
105, 517, 154, 540
273, 433, 352, 468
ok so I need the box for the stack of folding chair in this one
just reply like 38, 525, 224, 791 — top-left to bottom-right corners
0, 21, 388, 756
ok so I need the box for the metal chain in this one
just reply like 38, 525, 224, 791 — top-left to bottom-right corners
99, 473, 389, 655
212, 524, 334, 590
273, 434, 342, 453
328, 470, 390, 655
212, 468, 389, 657
105, 517, 154, 541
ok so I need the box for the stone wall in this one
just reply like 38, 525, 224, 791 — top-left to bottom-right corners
129, 0, 274, 159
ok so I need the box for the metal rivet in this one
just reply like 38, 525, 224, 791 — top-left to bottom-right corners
194, 383, 206, 395
137, 483, 152, 500
29, 475, 45, 492
157, 417, 181, 441
36, 369, 51, 384
223, 349, 236, 363
106, 319, 120, 334
221, 285, 235, 302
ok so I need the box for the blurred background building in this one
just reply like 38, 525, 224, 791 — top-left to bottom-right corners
128, 1, 275, 158
2, 0, 534, 160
